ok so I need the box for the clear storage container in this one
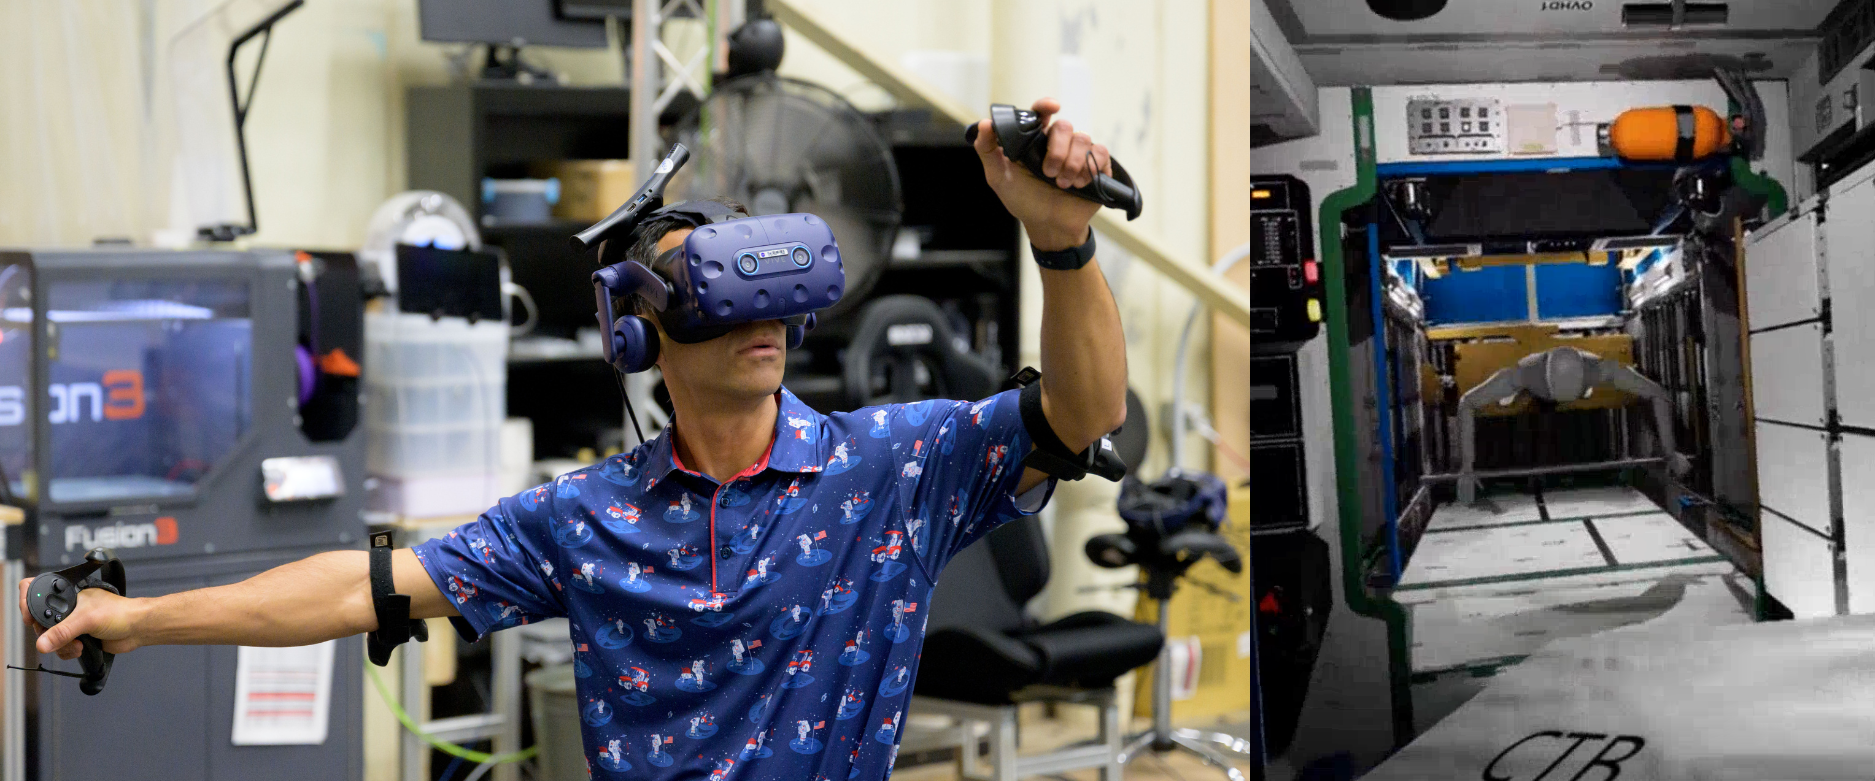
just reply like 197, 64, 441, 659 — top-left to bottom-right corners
363, 312, 508, 517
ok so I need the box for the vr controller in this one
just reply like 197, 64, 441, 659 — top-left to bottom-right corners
966, 104, 1143, 221
15, 548, 126, 695
571, 144, 845, 374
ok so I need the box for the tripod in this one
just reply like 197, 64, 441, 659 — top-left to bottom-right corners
1115, 569, 1249, 780
1092, 470, 1248, 779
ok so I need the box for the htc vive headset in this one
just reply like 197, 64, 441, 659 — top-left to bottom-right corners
570, 144, 844, 374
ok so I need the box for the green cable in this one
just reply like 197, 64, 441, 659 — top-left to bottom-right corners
365, 662, 539, 765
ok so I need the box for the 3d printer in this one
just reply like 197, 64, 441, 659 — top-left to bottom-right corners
0, 248, 367, 781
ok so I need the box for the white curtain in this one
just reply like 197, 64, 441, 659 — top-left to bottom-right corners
0, 0, 625, 250
0, 0, 171, 246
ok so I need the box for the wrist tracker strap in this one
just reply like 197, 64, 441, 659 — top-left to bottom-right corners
366, 532, 429, 667
1030, 228, 1097, 271
1011, 367, 1127, 482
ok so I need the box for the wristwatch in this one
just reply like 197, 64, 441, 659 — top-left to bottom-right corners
1031, 228, 1097, 271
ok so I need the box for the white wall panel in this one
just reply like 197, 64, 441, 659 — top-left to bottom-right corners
1750, 324, 1829, 427
1825, 173, 1875, 430
1744, 211, 1821, 329
1840, 433, 1875, 615
1763, 511, 1838, 620
1757, 422, 1833, 534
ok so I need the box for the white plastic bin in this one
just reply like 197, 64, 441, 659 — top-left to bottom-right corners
364, 312, 508, 517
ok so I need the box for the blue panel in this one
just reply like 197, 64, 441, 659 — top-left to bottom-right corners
1421, 264, 1528, 325
1391, 258, 1418, 291
1533, 261, 1624, 320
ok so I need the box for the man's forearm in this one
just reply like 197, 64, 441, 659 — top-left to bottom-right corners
134, 550, 380, 647
1035, 254, 1128, 452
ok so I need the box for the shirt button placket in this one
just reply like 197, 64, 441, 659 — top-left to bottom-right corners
718, 482, 736, 560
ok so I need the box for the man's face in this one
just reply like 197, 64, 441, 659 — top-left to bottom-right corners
650, 227, 789, 399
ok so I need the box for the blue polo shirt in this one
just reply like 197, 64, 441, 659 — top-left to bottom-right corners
413, 386, 1049, 780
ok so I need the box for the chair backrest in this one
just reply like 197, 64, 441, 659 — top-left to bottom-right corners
926, 516, 1051, 633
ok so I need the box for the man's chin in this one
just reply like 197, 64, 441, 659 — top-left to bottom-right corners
724, 370, 786, 399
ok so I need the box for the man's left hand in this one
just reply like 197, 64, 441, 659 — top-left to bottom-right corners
972, 97, 1112, 252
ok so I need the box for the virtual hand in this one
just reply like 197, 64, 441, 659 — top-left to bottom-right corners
1668, 453, 1693, 477
972, 97, 1111, 252
17, 577, 140, 659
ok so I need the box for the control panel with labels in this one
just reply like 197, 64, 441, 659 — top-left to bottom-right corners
1252, 175, 1322, 347
1406, 98, 1507, 155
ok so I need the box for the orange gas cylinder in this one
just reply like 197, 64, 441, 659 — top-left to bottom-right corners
1606, 105, 1732, 162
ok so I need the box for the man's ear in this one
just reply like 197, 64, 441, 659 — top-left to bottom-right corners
646, 314, 670, 372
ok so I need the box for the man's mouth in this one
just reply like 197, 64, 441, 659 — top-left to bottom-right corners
738, 336, 781, 356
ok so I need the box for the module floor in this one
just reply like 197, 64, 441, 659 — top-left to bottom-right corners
1398, 486, 1751, 733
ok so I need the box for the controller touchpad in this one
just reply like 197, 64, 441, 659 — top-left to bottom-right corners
30, 576, 75, 625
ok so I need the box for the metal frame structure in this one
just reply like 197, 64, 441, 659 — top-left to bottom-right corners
3, 554, 19, 781
909, 689, 1126, 781
629, 0, 718, 167
619, 0, 724, 450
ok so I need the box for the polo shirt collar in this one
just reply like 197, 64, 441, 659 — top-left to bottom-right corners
643, 386, 825, 491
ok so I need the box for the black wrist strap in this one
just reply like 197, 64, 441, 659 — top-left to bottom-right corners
1018, 379, 1088, 480
1010, 367, 1128, 482
1031, 228, 1097, 271
366, 531, 428, 667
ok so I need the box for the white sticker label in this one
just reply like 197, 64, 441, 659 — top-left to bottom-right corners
232, 641, 336, 745
886, 324, 934, 346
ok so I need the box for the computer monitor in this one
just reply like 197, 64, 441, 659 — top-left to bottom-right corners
417, 0, 609, 48
557, 0, 633, 22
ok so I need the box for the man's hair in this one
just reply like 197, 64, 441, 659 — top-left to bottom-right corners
626, 196, 749, 317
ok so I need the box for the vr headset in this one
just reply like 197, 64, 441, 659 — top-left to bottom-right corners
570, 144, 845, 374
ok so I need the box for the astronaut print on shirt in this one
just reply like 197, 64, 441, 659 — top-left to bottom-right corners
413, 387, 1046, 780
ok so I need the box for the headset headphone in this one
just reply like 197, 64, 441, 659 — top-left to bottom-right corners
601, 200, 817, 374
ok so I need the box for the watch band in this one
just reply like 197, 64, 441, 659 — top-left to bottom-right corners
1031, 228, 1097, 271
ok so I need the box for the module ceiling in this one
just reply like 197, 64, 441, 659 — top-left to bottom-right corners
1265, 0, 1835, 85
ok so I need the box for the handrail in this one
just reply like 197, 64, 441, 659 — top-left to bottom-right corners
1320, 87, 1417, 748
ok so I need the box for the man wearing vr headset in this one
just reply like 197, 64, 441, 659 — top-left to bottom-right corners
18, 98, 1125, 779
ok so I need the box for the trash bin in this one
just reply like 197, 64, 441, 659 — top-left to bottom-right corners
526, 664, 585, 781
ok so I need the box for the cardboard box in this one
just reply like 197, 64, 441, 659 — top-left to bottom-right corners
1133, 483, 1253, 721
542, 160, 636, 222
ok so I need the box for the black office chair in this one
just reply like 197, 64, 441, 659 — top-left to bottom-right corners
1089, 470, 1247, 781
914, 515, 1164, 780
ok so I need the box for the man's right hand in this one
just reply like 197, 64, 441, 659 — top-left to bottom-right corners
17, 578, 143, 659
